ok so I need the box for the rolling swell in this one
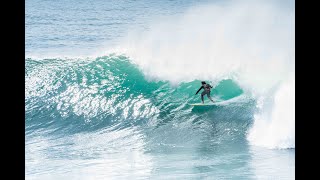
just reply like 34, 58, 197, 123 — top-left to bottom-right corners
25, 55, 253, 143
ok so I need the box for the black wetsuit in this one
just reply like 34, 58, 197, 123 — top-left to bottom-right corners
195, 84, 214, 103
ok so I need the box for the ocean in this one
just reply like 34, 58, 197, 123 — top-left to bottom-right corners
25, 0, 295, 179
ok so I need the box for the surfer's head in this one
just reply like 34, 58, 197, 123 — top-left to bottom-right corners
201, 81, 206, 84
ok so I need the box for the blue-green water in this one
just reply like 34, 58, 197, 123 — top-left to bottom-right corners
26, 0, 295, 179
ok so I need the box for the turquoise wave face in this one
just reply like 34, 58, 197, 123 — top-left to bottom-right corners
25, 55, 252, 139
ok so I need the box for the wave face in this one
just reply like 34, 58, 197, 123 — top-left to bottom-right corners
26, 55, 251, 137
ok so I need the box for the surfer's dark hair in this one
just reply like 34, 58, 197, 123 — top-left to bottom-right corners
201, 81, 206, 84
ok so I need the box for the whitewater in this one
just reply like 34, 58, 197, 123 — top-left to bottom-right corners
26, 0, 295, 179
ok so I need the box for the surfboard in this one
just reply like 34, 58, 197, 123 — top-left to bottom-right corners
189, 100, 226, 106
189, 95, 244, 107
189, 102, 218, 106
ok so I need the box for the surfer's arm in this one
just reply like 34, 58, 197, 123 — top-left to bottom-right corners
195, 86, 203, 95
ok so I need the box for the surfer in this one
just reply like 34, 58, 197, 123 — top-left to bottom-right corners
195, 81, 215, 104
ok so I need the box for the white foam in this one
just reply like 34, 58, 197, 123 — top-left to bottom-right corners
248, 76, 295, 149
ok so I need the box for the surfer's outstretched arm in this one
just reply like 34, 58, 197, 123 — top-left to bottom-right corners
195, 86, 203, 95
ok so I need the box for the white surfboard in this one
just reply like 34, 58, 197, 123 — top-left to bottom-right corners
189, 95, 245, 107
189, 102, 220, 106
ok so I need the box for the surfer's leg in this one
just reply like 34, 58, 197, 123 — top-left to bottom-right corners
207, 92, 214, 103
201, 91, 206, 104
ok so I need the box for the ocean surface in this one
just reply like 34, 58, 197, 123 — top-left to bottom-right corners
25, 0, 295, 179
